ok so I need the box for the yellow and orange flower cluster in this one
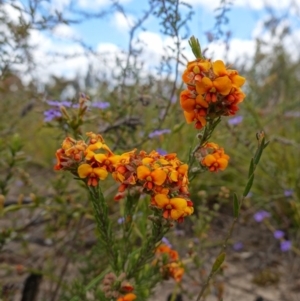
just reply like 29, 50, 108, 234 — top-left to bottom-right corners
195, 142, 230, 172
180, 59, 246, 129
154, 244, 185, 282
54, 132, 194, 222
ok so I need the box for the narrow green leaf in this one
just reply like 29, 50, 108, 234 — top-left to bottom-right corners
85, 268, 110, 291
254, 137, 265, 164
243, 174, 254, 197
233, 193, 239, 218
212, 252, 226, 273
248, 158, 255, 178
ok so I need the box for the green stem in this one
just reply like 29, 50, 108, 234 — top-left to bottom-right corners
88, 186, 119, 272
126, 217, 170, 279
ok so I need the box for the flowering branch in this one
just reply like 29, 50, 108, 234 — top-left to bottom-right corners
195, 131, 269, 301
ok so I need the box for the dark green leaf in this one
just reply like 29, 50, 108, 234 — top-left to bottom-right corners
212, 252, 226, 273
243, 174, 254, 197
248, 158, 255, 178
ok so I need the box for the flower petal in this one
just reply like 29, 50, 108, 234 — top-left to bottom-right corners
137, 165, 150, 180
196, 94, 208, 108
213, 76, 232, 95
155, 194, 170, 208
170, 198, 187, 210
183, 111, 195, 124
230, 74, 245, 88
196, 77, 212, 94
213, 60, 227, 76
217, 158, 229, 170
94, 153, 107, 163
180, 97, 196, 112
152, 169, 167, 185
202, 154, 216, 166
93, 167, 108, 180
78, 164, 93, 178
170, 209, 185, 220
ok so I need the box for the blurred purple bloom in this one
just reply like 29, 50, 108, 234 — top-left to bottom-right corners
193, 237, 200, 244
148, 129, 171, 138
15, 180, 24, 187
284, 111, 300, 118
90, 101, 110, 109
253, 210, 270, 222
284, 189, 293, 197
118, 217, 125, 224
171, 95, 177, 103
157, 148, 167, 155
162, 237, 172, 248
273, 230, 284, 240
233, 242, 244, 251
280, 240, 292, 252
228, 116, 243, 126
44, 109, 62, 122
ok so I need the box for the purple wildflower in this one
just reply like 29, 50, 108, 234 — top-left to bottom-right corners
273, 230, 284, 240
280, 240, 292, 252
44, 109, 62, 122
162, 237, 172, 248
157, 148, 167, 155
253, 210, 270, 223
284, 189, 293, 197
228, 115, 243, 126
90, 101, 110, 109
233, 242, 244, 251
148, 129, 171, 138
118, 217, 125, 224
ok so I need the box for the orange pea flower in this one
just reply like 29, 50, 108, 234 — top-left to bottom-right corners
85, 142, 113, 161
201, 151, 229, 172
117, 293, 137, 301
212, 60, 245, 88
167, 262, 185, 282
137, 166, 167, 190
94, 153, 121, 172
156, 244, 179, 261
77, 163, 108, 186
183, 110, 207, 129
196, 76, 232, 102
180, 90, 208, 112
182, 59, 211, 85
154, 194, 188, 220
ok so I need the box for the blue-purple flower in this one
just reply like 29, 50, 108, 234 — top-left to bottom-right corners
284, 189, 293, 197
44, 109, 62, 122
157, 148, 168, 155
46, 100, 79, 108
162, 237, 172, 248
233, 241, 244, 251
148, 129, 171, 138
118, 217, 125, 224
228, 115, 243, 126
90, 101, 110, 109
253, 210, 270, 222
273, 230, 284, 240
280, 240, 292, 252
